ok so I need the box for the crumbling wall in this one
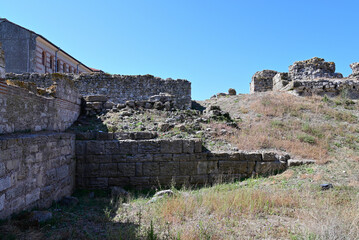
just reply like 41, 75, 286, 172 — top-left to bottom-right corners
0, 132, 75, 219
250, 70, 277, 93
349, 62, 359, 79
76, 136, 290, 189
0, 43, 4, 78
288, 57, 343, 81
0, 76, 80, 134
6, 73, 192, 110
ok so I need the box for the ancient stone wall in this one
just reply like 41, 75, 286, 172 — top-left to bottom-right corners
288, 57, 343, 81
0, 43, 4, 78
0, 132, 75, 219
0, 77, 80, 134
290, 78, 359, 98
250, 70, 277, 93
76, 136, 289, 189
6, 73, 192, 110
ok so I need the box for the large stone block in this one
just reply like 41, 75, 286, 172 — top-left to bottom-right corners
197, 162, 208, 175
100, 163, 118, 177
179, 162, 196, 175
0, 194, 5, 211
153, 154, 173, 162
86, 141, 105, 155
183, 140, 195, 153
138, 140, 160, 153
160, 162, 179, 176
255, 162, 287, 176
25, 188, 40, 205
143, 162, 160, 176
118, 141, 138, 154
108, 177, 130, 186
219, 161, 248, 174
126, 154, 153, 162
0, 176, 11, 192
160, 140, 182, 153
118, 163, 136, 177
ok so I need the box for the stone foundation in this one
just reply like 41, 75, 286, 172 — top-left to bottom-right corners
0, 132, 76, 219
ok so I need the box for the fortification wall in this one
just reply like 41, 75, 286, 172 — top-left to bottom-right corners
250, 70, 277, 93
0, 132, 75, 219
289, 78, 359, 98
6, 73, 192, 110
0, 77, 80, 134
76, 136, 289, 189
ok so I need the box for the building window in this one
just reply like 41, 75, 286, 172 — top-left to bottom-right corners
49, 56, 54, 69
63, 63, 67, 73
57, 60, 61, 72
42, 51, 46, 65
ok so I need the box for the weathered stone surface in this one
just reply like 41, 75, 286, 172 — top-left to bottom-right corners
0, 43, 4, 78
250, 70, 277, 93
289, 57, 342, 81
160, 140, 182, 153
255, 162, 287, 175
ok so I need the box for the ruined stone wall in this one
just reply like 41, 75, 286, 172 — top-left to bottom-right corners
250, 70, 277, 93
290, 78, 359, 98
6, 73, 192, 110
76, 136, 289, 189
288, 57, 343, 81
0, 132, 75, 219
0, 43, 4, 78
0, 77, 80, 134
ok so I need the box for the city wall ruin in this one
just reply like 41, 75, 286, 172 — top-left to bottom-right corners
250, 57, 359, 98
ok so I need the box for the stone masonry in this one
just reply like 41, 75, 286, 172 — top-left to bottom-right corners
76, 135, 290, 190
6, 73, 192, 110
0, 132, 75, 219
250, 70, 277, 93
251, 57, 359, 99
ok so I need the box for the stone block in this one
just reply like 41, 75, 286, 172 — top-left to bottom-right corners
129, 177, 149, 187
183, 140, 194, 153
197, 162, 208, 174
160, 162, 179, 176
179, 162, 196, 175
143, 162, 160, 176
96, 132, 114, 140
86, 141, 105, 155
173, 176, 190, 186
255, 162, 287, 176
219, 161, 248, 174
160, 140, 182, 153
194, 139, 203, 153
112, 154, 127, 162
75, 142, 86, 155
126, 154, 153, 162
0, 176, 11, 192
100, 163, 118, 177
245, 152, 262, 162
104, 141, 121, 154
262, 152, 278, 162
153, 154, 172, 162
207, 161, 218, 174
25, 188, 40, 205
118, 141, 138, 154
118, 163, 136, 177
173, 154, 190, 161
138, 140, 160, 153
56, 165, 69, 180
82, 163, 99, 177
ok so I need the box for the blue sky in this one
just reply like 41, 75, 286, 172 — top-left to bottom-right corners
1, 0, 359, 100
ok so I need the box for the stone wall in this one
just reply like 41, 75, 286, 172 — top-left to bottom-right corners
250, 70, 277, 93
0, 77, 80, 134
6, 73, 192, 110
0, 43, 4, 78
290, 78, 359, 98
76, 137, 290, 189
0, 132, 75, 219
288, 57, 343, 81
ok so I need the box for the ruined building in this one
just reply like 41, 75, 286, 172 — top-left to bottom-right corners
250, 57, 359, 98
0, 18, 96, 74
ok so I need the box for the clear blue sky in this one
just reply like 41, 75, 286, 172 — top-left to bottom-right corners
2, 0, 359, 100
